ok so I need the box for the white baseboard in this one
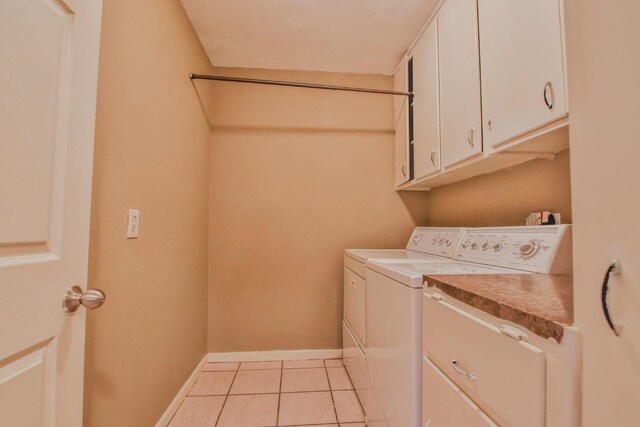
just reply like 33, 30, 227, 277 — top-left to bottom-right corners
207, 348, 343, 363
156, 354, 207, 427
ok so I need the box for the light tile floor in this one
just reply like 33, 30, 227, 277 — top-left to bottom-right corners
168, 358, 366, 427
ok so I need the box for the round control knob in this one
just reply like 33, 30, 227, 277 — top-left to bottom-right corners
445, 239, 452, 247
470, 242, 478, 250
482, 241, 490, 251
493, 243, 503, 252
413, 234, 422, 244
461, 240, 470, 249
432, 237, 438, 244
437, 238, 445, 246
519, 240, 539, 259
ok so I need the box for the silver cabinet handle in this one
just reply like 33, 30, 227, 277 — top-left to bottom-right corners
451, 359, 477, 380
401, 163, 407, 177
430, 151, 436, 166
543, 81, 554, 110
467, 129, 474, 147
63, 286, 106, 313
601, 261, 622, 336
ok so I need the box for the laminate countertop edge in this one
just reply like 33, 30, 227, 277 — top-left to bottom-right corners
423, 274, 574, 343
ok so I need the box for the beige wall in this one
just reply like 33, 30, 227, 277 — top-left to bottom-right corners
204, 67, 428, 352
424, 149, 572, 227
83, 1, 212, 426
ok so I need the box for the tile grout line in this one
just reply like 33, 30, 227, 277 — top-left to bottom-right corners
324, 359, 341, 425
167, 363, 208, 426
190, 389, 336, 397
341, 363, 366, 415
213, 363, 241, 427
331, 362, 365, 424
276, 362, 284, 426
278, 422, 365, 427
326, 365, 356, 392
277, 422, 365, 427
166, 398, 185, 426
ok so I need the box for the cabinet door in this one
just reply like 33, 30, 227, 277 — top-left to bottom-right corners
424, 295, 546, 427
393, 60, 410, 186
479, 0, 567, 152
423, 357, 497, 427
411, 19, 441, 179
438, 0, 483, 167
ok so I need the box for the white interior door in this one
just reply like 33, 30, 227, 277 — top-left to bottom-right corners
568, 1, 640, 425
0, 0, 103, 425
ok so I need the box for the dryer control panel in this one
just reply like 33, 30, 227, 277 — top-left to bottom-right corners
406, 227, 465, 258
454, 225, 572, 274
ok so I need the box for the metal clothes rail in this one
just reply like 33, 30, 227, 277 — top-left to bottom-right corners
190, 73, 412, 97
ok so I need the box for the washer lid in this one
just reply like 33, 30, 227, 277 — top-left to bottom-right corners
344, 249, 436, 264
366, 260, 527, 288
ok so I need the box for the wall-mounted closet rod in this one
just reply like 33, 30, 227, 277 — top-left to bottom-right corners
190, 74, 413, 97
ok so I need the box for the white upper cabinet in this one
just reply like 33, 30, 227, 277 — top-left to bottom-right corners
394, 60, 410, 187
438, 0, 483, 168
478, 0, 567, 152
411, 19, 441, 180
396, 0, 569, 190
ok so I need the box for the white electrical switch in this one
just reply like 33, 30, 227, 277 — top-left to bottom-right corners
127, 209, 140, 239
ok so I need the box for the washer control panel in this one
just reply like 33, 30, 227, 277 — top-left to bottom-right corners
406, 227, 465, 257
454, 225, 572, 273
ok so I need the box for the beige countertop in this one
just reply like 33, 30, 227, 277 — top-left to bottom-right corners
423, 274, 573, 342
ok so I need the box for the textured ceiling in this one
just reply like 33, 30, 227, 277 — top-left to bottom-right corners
181, 0, 439, 75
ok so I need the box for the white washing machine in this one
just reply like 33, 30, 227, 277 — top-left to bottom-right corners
342, 227, 464, 410
364, 225, 572, 427
344, 227, 465, 285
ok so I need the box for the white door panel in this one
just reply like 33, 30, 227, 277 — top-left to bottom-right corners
0, 0, 69, 244
0, 0, 103, 425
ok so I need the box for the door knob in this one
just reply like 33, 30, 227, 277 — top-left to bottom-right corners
63, 286, 106, 313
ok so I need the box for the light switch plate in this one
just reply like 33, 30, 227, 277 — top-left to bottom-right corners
127, 209, 140, 239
